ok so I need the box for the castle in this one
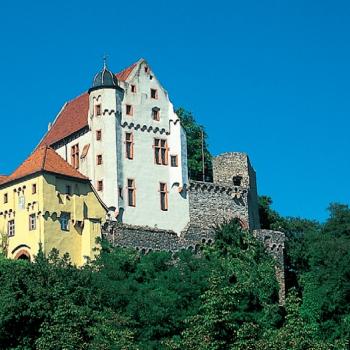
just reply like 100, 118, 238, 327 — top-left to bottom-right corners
0, 58, 285, 301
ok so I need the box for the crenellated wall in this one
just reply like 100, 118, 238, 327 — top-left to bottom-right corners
188, 180, 250, 230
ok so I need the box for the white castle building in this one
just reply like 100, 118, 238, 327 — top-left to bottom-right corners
38, 59, 190, 233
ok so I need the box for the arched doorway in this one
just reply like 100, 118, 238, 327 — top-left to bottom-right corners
14, 249, 31, 261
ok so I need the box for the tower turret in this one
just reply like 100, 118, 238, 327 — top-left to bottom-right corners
89, 58, 120, 93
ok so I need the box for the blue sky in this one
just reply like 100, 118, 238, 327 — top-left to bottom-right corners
0, 0, 349, 221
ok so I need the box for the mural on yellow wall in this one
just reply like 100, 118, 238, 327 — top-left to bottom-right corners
0, 146, 107, 266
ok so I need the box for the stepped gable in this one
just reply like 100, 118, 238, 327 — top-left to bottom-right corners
0, 146, 88, 186
39, 60, 139, 148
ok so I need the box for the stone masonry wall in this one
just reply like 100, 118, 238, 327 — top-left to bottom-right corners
188, 181, 250, 231
254, 229, 286, 304
212, 153, 260, 229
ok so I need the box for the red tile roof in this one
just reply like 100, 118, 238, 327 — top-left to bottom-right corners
38, 92, 89, 147
115, 62, 138, 81
38, 61, 140, 148
0, 146, 88, 186
0, 175, 8, 184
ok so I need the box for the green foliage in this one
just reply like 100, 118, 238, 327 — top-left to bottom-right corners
176, 107, 213, 181
1, 201, 350, 348
176, 221, 281, 350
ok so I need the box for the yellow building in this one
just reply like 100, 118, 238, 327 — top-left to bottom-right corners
0, 146, 107, 265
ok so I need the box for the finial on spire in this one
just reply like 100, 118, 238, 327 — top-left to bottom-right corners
103, 53, 108, 69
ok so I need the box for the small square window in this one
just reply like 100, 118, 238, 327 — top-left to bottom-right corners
97, 180, 103, 191
152, 107, 160, 121
96, 130, 102, 141
126, 104, 133, 116
233, 176, 242, 186
29, 214, 36, 231
71, 144, 79, 169
7, 220, 15, 237
4, 193, 8, 204
32, 184, 37, 194
60, 213, 70, 231
170, 155, 178, 167
95, 104, 101, 116
131, 84, 136, 93
160, 183, 168, 211
150, 88, 158, 99
127, 179, 136, 207
125, 132, 134, 160
97, 154, 103, 165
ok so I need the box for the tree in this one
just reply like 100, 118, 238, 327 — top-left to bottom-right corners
178, 221, 281, 350
176, 108, 212, 181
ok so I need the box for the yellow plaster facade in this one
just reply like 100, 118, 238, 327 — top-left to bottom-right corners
0, 173, 106, 266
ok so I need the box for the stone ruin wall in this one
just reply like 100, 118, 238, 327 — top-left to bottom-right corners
254, 229, 286, 304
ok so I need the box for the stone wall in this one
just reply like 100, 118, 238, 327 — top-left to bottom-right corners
188, 181, 250, 231
254, 229, 286, 304
102, 222, 216, 253
212, 153, 260, 229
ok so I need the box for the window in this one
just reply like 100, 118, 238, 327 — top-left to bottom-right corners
60, 213, 70, 231
18, 195, 25, 210
81, 144, 90, 159
131, 84, 136, 93
170, 155, 178, 167
29, 214, 36, 231
126, 104, 133, 116
8, 220, 15, 237
154, 138, 168, 165
95, 104, 101, 116
32, 184, 37, 194
233, 176, 242, 186
66, 185, 72, 195
144, 66, 149, 73
125, 132, 134, 159
97, 180, 103, 192
127, 179, 136, 207
97, 154, 103, 165
71, 144, 79, 169
96, 130, 102, 141
160, 183, 168, 211
152, 107, 160, 121
150, 88, 158, 99
4, 193, 8, 204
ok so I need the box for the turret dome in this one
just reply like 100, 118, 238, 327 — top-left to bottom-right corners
91, 59, 118, 90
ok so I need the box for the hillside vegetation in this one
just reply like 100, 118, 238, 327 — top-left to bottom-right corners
0, 204, 349, 349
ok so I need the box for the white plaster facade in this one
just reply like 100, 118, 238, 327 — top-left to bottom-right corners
50, 59, 189, 234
